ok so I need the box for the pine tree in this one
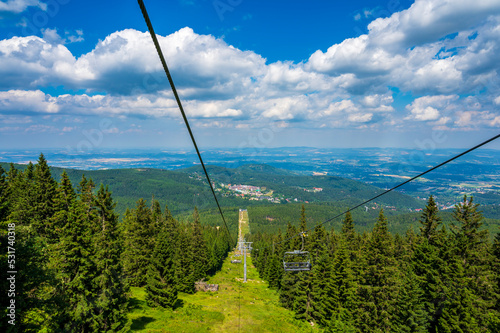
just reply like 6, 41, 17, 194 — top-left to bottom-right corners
49, 170, 76, 242
293, 270, 314, 322
123, 198, 155, 286
450, 195, 495, 330
92, 184, 129, 332
280, 223, 301, 310
0, 165, 10, 222
176, 226, 195, 293
493, 233, 500, 312
300, 204, 307, 232
357, 209, 400, 332
265, 240, 283, 289
151, 198, 164, 230
452, 195, 488, 261
419, 195, 442, 246
280, 270, 299, 310
327, 313, 356, 333
435, 253, 481, 333
411, 238, 447, 332
146, 223, 178, 309
310, 251, 336, 326
395, 265, 429, 332
32, 153, 57, 237
56, 198, 98, 332
309, 224, 328, 258
9, 162, 36, 226
191, 207, 208, 283
341, 211, 355, 247
309, 224, 336, 326
331, 239, 358, 329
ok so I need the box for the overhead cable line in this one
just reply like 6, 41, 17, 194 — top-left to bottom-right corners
274, 133, 500, 248
137, 0, 234, 246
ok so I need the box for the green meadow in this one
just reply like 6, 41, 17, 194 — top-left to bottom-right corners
124, 210, 320, 332
125, 253, 321, 332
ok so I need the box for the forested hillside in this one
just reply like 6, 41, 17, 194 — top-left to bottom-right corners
250, 200, 500, 332
0, 161, 241, 216
2, 155, 500, 331
184, 164, 423, 208
0, 161, 424, 218
0, 154, 232, 332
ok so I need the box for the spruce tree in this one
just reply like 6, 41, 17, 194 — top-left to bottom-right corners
419, 195, 442, 245
176, 226, 195, 293
146, 227, 178, 309
32, 154, 57, 237
493, 233, 500, 311
411, 238, 447, 332
265, 249, 283, 289
491, 233, 500, 330
309, 224, 328, 258
450, 195, 495, 329
300, 204, 307, 232
341, 211, 355, 247
435, 253, 480, 333
123, 198, 155, 286
0, 165, 9, 222
452, 195, 488, 261
357, 209, 400, 332
309, 224, 336, 326
293, 270, 313, 322
310, 251, 336, 327
56, 199, 98, 332
327, 313, 356, 333
280, 270, 299, 310
50, 171, 76, 242
9, 162, 35, 226
92, 184, 129, 331
331, 239, 358, 329
280, 223, 301, 310
395, 265, 429, 332
151, 198, 164, 229
191, 207, 208, 283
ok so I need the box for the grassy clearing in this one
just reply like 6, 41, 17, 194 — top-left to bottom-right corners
124, 254, 321, 332
239, 209, 251, 241
124, 208, 321, 332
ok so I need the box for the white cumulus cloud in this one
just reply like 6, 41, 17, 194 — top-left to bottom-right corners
0, 0, 46, 13
406, 95, 458, 121
0, 1, 499, 133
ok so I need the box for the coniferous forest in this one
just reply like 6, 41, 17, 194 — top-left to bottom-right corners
0, 154, 231, 332
1, 154, 500, 332
250, 200, 500, 332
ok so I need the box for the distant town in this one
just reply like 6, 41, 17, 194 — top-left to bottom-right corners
189, 173, 322, 204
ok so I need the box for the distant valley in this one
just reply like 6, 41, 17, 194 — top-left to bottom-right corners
1, 147, 499, 210
2, 149, 500, 236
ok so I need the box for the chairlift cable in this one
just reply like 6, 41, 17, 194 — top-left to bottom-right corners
137, 0, 234, 246
272, 133, 500, 248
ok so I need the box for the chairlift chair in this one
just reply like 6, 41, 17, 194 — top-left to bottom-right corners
283, 250, 311, 271
231, 252, 242, 263
283, 231, 311, 272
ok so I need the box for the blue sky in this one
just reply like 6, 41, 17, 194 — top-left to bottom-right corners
0, 0, 499, 151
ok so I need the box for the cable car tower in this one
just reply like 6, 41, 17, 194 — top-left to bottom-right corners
283, 232, 311, 272
238, 240, 253, 282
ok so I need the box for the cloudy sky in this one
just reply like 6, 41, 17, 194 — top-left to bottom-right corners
0, 0, 499, 150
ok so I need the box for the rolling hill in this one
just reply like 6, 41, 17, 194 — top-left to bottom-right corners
1, 161, 423, 216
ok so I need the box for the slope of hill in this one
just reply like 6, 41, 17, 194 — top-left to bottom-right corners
1, 161, 423, 217
2, 160, 498, 236
182, 164, 424, 208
